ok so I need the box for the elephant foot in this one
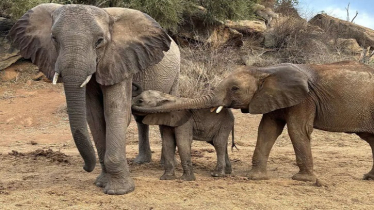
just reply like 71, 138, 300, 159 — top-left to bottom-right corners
180, 173, 196, 181
247, 169, 269, 180
225, 165, 232, 175
134, 153, 152, 164
211, 169, 225, 177
103, 173, 135, 195
160, 171, 176, 180
292, 172, 316, 182
94, 171, 108, 188
363, 172, 374, 180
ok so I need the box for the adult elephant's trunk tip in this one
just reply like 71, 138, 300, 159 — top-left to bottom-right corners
73, 130, 97, 172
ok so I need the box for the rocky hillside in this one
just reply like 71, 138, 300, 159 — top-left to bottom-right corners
1, 3, 374, 96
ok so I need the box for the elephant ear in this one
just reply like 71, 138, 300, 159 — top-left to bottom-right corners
8, 3, 62, 81
143, 111, 192, 127
98, 8, 172, 85
248, 64, 311, 114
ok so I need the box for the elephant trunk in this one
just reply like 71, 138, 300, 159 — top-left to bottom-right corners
132, 94, 216, 113
63, 76, 96, 172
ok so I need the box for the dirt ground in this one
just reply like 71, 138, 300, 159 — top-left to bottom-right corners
1, 68, 374, 210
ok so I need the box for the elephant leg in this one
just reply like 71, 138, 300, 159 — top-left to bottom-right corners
248, 113, 285, 180
86, 81, 107, 188
160, 126, 177, 180
133, 115, 152, 164
224, 146, 232, 175
175, 122, 195, 181
356, 132, 374, 180
210, 131, 231, 177
286, 104, 316, 182
101, 79, 134, 195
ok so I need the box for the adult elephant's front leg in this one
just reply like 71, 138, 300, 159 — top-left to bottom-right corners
102, 79, 134, 195
248, 113, 285, 180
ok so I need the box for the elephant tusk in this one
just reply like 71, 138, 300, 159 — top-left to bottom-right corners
52, 72, 59, 85
210, 107, 217, 112
80, 75, 92, 88
216, 106, 223, 114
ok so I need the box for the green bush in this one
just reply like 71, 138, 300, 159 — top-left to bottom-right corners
0, 0, 53, 19
123, 0, 184, 32
1, 0, 261, 31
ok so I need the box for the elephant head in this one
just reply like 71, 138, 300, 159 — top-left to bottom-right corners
9, 3, 171, 172
132, 90, 192, 126
132, 64, 313, 114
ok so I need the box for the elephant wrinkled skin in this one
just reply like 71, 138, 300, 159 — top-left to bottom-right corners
132, 61, 374, 182
132, 90, 235, 180
9, 3, 180, 195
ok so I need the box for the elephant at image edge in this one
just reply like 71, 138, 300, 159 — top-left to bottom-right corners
132, 90, 235, 181
9, 3, 180, 195
133, 61, 374, 182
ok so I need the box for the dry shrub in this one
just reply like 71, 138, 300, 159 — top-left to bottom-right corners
263, 16, 356, 65
178, 46, 240, 97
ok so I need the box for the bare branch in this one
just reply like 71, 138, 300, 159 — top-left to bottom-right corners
351, 11, 358, 22
345, 3, 350, 21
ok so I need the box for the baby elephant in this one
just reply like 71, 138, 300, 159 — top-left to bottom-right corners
132, 90, 235, 181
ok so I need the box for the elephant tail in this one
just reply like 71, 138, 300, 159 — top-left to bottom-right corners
231, 124, 239, 152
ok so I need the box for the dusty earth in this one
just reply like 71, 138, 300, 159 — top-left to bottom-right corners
0, 65, 374, 209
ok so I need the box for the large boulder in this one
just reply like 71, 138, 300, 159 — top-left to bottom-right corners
224, 20, 266, 35
309, 14, 374, 48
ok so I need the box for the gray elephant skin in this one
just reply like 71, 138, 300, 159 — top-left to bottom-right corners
132, 90, 234, 181
133, 61, 374, 182
8, 3, 180, 195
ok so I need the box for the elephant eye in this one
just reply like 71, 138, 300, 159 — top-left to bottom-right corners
231, 86, 239, 91
138, 99, 144, 104
51, 34, 57, 43
95, 38, 104, 48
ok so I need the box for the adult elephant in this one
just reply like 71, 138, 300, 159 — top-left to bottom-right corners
9, 3, 180, 195
133, 61, 374, 182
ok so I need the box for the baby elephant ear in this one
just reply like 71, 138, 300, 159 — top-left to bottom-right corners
8, 3, 62, 81
248, 64, 311, 114
98, 8, 172, 85
143, 111, 192, 127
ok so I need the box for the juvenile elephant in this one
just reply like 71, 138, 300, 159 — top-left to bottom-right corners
9, 4, 180, 195
133, 61, 374, 182
132, 90, 235, 180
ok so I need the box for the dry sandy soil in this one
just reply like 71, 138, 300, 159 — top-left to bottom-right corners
0, 66, 374, 210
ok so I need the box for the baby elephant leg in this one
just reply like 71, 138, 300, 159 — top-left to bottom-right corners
175, 123, 195, 181
356, 132, 374, 180
209, 139, 231, 177
160, 126, 177, 180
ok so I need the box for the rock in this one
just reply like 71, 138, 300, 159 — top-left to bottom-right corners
0, 37, 22, 71
0, 17, 22, 71
0, 67, 19, 82
253, 4, 279, 27
224, 20, 266, 35
207, 25, 243, 48
32, 71, 51, 82
330, 38, 363, 54
263, 31, 277, 48
309, 14, 374, 48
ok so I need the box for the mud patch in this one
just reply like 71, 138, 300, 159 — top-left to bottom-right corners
8, 149, 70, 163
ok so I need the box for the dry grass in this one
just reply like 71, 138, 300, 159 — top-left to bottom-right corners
178, 46, 241, 97
177, 17, 365, 99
